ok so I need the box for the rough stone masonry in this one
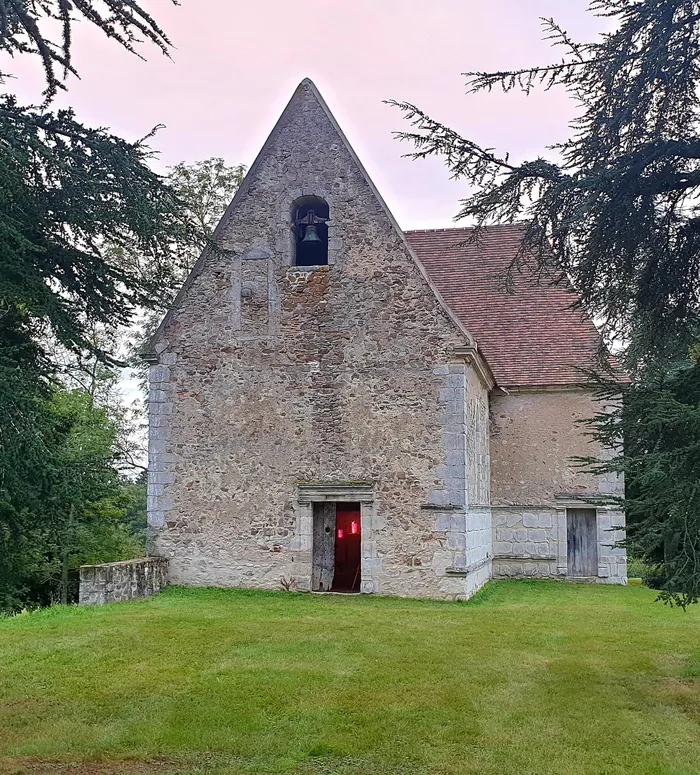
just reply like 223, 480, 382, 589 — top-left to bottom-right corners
134, 79, 626, 603
79, 557, 168, 605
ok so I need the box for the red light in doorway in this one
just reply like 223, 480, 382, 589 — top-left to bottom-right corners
337, 529, 344, 539
351, 521, 358, 535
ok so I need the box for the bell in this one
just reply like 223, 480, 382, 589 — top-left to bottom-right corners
301, 223, 322, 243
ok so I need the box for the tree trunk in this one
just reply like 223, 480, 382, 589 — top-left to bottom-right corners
60, 551, 69, 605
59, 503, 75, 605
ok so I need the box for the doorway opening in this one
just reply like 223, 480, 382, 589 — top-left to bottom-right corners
333, 503, 362, 592
567, 508, 598, 577
311, 502, 361, 592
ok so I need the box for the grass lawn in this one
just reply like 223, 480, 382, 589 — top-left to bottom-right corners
1, 581, 699, 775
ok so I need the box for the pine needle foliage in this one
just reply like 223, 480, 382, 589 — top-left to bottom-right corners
0, 96, 197, 361
0, 0, 178, 101
389, 0, 700, 368
583, 359, 700, 608
0, 0, 198, 367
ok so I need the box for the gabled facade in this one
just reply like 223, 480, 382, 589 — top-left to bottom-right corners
144, 80, 626, 600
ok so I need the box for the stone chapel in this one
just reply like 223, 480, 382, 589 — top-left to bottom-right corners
143, 79, 627, 600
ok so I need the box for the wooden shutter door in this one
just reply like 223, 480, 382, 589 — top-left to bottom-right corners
567, 508, 598, 577
311, 502, 336, 591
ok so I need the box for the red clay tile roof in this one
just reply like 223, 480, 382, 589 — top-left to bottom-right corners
405, 225, 605, 388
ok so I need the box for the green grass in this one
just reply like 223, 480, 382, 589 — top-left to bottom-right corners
1, 582, 699, 775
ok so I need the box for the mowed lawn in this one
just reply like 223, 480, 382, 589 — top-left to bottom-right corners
1, 582, 699, 775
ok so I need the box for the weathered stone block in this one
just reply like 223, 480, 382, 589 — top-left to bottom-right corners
522, 512, 539, 528
447, 533, 466, 550
507, 513, 523, 528
445, 450, 466, 468
150, 365, 170, 384
538, 512, 553, 528
434, 514, 452, 532
445, 374, 466, 388
444, 432, 465, 451
447, 489, 467, 506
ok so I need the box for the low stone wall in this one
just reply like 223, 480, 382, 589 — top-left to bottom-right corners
79, 557, 168, 605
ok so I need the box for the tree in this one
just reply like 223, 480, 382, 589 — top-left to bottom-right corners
390, 0, 700, 367
0, 307, 55, 611
0, 0, 188, 611
0, 1, 200, 373
124, 157, 245, 383
0, 0, 178, 101
0, 98, 199, 366
586, 358, 700, 608
43, 389, 139, 605
123, 157, 245, 323
390, 0, 700, 604
166, 157, 247, 244
0, 385, 144, 611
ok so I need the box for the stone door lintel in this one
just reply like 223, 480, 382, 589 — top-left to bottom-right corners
297, 482, 375, 503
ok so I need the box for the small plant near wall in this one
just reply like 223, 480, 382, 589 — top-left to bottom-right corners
279, 576, 298, 592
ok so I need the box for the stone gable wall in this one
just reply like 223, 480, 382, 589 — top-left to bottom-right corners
146, 84, 490, 600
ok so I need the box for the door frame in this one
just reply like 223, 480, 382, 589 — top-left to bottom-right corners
294, 482, 379, 594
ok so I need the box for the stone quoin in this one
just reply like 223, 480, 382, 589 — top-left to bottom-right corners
137, 79, 626, 601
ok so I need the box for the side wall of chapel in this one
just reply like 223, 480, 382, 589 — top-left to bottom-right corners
489, 389, 626, 584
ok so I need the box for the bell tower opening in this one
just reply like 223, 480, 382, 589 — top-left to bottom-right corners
292, 196, 329, 266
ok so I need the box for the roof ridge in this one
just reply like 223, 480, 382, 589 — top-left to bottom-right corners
404, 224, 526, 235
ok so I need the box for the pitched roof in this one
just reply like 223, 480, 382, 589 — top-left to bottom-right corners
405, 225, 605, 388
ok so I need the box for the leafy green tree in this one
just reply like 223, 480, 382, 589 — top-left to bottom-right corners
390, 0, 700, 604
167, 157, 247, 244
125, 157, 245, 381
43, 390, 140, 605
0, 385, 142, 611
126, 157, 245, 321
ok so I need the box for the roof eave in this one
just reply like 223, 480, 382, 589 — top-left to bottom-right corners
453, 345, 496, 391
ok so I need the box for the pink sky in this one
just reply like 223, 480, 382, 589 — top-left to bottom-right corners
7, 1, 604, 229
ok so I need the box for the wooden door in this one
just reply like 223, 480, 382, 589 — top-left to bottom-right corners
567, 508, 598, 577
311, 502, 336, 591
